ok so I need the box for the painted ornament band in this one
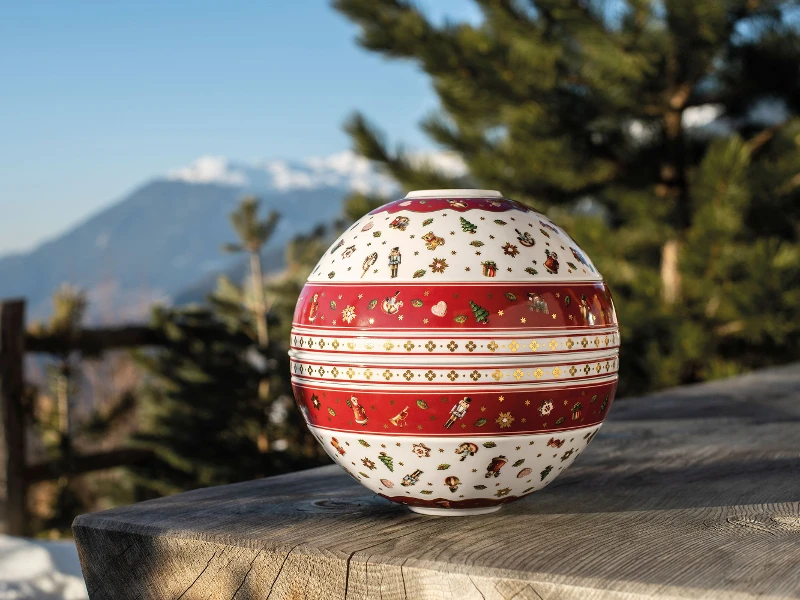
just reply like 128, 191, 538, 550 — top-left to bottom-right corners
292, 378, 617, 436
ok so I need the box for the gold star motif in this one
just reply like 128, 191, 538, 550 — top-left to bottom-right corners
332, 319, 337, 325
424, 290, 430, 296
497, 310, 504, 316
552, 313, 557, 319
555, 293, 560, 298
520, 317, 527, 323
358, 294, 363, 299
521, 418, 526, 423
398, 315, 404, 321
423, 318, 429, 324
338, 294, 343, 300
465, 267, 471, 271
568, 315, 574, 320
461, 423, 466, 429
525, 400, 531, 405
498, 396, 504, 402
481, 406, 486, 412
369, 318, 375, 325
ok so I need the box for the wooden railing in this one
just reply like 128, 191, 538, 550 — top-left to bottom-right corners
0, 298, 161, 536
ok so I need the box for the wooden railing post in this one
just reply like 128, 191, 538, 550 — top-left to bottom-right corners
0, 299, 29, 536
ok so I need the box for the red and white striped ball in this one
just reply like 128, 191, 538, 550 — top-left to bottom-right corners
290, 189, 619, 515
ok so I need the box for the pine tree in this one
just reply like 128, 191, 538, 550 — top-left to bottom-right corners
334, 0, 800, 394
470, 300, 490, 324
460, 216, 477, 234
378, 452, 394, 472
132, 213, 333, 496
223, 197, 280, 349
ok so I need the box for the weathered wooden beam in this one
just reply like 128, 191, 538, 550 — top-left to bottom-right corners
26, 447, 155, 483
0, 299, 29, 536
73, 363, 800, 599
25, 326, 162, 356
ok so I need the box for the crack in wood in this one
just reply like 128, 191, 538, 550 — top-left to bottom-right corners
176, 550, 217, 599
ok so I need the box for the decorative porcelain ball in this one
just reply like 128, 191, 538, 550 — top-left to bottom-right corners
290, 189, 619, 516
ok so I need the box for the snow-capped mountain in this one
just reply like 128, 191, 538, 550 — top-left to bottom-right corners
0, 151, 466, 322
167, 150, 465, 194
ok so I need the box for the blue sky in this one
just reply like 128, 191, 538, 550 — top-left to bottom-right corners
0, 1, 478, 257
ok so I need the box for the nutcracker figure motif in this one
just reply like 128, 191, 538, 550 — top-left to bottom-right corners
401, 469, 423, 487
388, 247, 402, 278
579, 294, 596, 325
444, 397, 472, 429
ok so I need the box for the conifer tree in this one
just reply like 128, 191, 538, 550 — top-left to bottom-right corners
460, 216, 478, 234
132, 216, 333, 495
223, 197, 280, 349
470, 300, 490, 323
334, 0, 800, 394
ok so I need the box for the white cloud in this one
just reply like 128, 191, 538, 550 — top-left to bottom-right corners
168, 156, 248, 186
166, 149, 467, 196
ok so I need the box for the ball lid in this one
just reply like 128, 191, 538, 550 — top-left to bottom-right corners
308, 190, 601, 283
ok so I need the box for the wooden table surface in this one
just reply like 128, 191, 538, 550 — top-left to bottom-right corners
73, 363, 800, 599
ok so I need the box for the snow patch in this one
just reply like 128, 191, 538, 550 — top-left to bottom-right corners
0, 535, 87, 600
168, 150, 467, 196
168, 156, 248, 186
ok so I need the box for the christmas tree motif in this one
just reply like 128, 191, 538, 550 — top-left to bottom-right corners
460, 216, 477, 234
469, 300, 490, 323
378, 452, 394, 472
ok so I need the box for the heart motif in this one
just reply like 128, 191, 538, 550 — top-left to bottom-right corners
431, 301, 448, 317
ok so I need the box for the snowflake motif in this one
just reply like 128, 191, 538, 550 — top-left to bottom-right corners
412, 443, 431, 458
539, 400, 554, 416
341, 305, 357, 324
361, 458, 376, 470
502, 242, 519, 257
496, 411, 514, 428
430, 257, 449, 273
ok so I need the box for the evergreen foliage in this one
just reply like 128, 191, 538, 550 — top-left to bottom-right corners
132, 203, 332, 495
334, 0, 800, 394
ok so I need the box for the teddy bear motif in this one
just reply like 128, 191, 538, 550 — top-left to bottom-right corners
421, 231, 445, 250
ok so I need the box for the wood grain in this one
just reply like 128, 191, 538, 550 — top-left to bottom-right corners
74, 363, 800, 599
